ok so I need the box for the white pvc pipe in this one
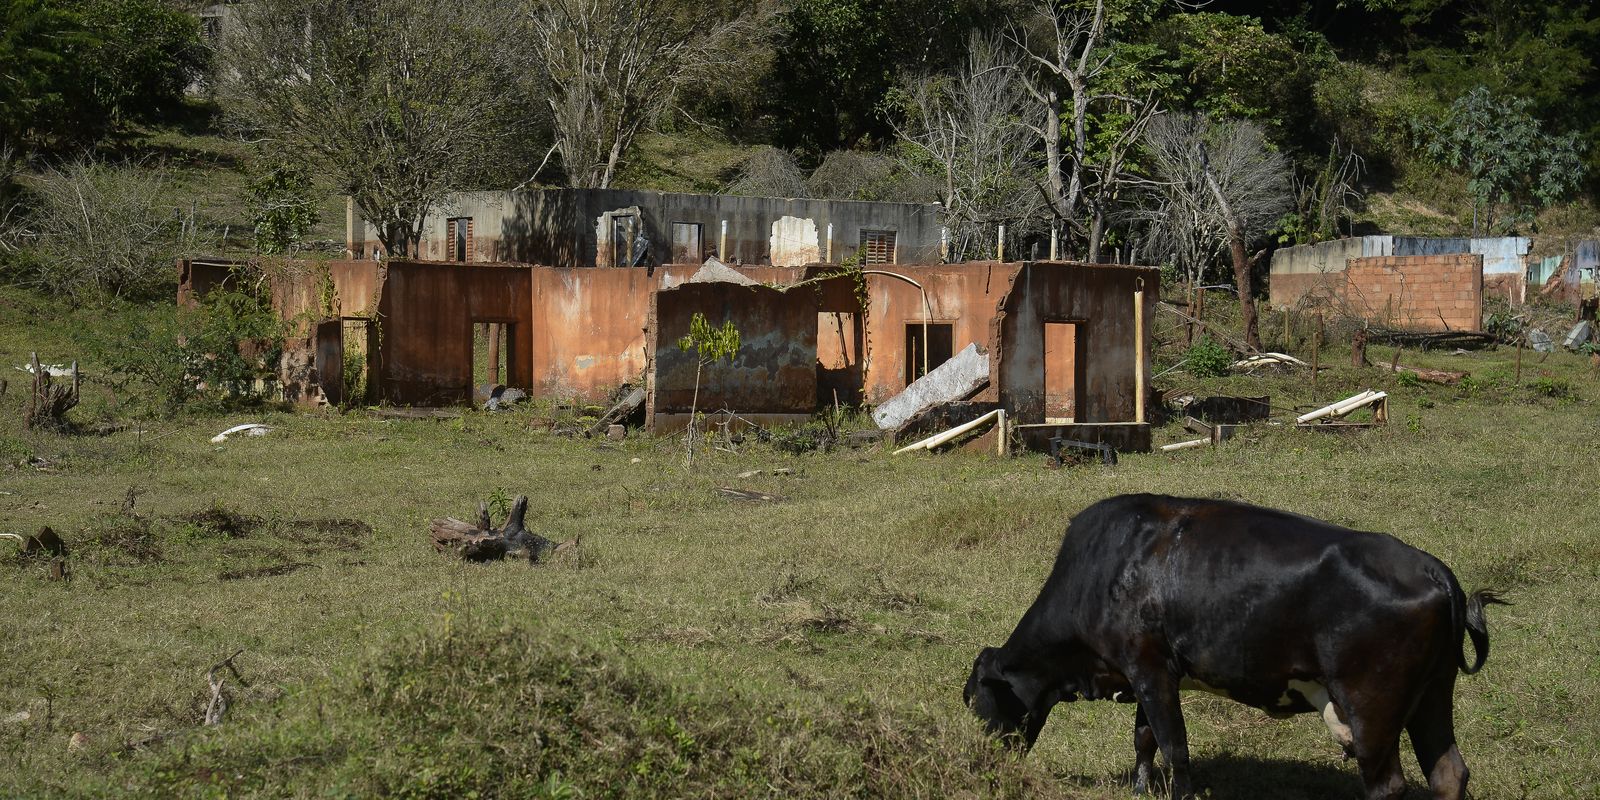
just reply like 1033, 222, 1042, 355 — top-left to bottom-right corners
1296, 390, 1376, 424
1331, 390, 1387, 417
1134, 278, 1146, 424
893, 409, 1003, 455
1160, 437, 1210, 452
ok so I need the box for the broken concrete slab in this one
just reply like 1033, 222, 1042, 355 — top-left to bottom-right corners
871, 343, 989, 430
1563, 320, 1594, 350
686, 258, 759, 286
1529, 328, 1554, 353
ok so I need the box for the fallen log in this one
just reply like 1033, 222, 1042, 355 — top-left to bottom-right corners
1363, 355, 1467, 385
429, 495, 561, 562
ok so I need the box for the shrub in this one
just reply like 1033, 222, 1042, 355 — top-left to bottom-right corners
1185, 336, 1233, 378
86, 289, 285, 413
7, 160, 192, 303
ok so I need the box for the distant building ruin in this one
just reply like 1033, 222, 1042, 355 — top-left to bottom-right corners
346, 188, 947, 267
180, 257, 1158, 453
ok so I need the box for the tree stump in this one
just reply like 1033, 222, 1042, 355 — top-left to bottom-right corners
429, 495, 560, 562
24, 353, 79, 432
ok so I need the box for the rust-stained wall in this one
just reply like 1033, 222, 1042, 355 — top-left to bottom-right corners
375, 261, 533, 404
1342, 255, 1483, 332
529, 264, 806, 399
859, 263, 1020, 404
995, 262, 1159, 424
646, 281, 818, 431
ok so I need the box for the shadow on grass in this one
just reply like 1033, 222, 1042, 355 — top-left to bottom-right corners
1055, 752, 1417, 799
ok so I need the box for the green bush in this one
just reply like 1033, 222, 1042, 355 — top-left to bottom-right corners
1185, 336, 1233, 378
86, 289, 285, 413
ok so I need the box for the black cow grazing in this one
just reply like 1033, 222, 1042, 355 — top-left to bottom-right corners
965, 494, 1506, 800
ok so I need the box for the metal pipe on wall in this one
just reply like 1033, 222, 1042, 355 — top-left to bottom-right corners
861, 269, 933, 379
1134, 277, 1146, 424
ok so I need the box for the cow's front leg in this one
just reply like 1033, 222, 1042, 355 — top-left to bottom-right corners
1129, 669, 1192, 799
1132, 703, 1159, 795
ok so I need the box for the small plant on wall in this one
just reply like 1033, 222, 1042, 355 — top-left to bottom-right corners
677, 312, 741, 464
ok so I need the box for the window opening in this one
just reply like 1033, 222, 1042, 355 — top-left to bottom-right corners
860, 230, 897, 265
905, 323, 953, 384
447, 217, 473, 262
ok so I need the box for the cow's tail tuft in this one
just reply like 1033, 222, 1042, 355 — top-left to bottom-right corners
1458, 589, 1510, 675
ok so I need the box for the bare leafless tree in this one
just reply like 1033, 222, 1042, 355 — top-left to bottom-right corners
13, 159, 194, 302
725, 147, 806, 198
1009, 0, 1109, 259
1139, 113, 1293, 350
218, 0, 537, 257
528, 0, 771, 189
892, 32, 1041, 260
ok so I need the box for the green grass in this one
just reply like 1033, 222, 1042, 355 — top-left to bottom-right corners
2, 290, 1599, 798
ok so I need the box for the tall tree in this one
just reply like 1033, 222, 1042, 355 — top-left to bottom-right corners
1141, 113, 1292, 350
1414, 86, 1586, 235
527, 0, 770, 189
891, 32, 1040, 259
218, 0, 539, 256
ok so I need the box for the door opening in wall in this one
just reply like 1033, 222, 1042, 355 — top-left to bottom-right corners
610, 214, 638, 267
471, 322, 510, 405
905, 322, 953, 384
671, 222, 703, 263
1043, 321, 1081, 423
341, 318, 371, 404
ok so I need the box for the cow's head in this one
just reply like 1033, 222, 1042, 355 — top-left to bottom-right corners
963, 646, 1055, 750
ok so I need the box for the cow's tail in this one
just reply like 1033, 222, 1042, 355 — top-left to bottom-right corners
1455, 582, 1510, 676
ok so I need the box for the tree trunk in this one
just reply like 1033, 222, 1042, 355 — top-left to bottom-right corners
1228, 228, 1262, 351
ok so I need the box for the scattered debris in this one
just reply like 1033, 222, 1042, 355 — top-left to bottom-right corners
210, 423, 271, 444
1160, 437, 1211, 452
1296, 389, 1389, 428
714, 487, 782, 502
1185, 416, 1242, 444
1528, 329, 1554, 353
68, 732, 89, 751
1369, 330, 1495, 350
429, 495, 562, 562
736, 468, 795, 479
1047, 436, 1117, 466
606, 424, 626, 441
219, 562, 310, 581
630, 457, 642, 464
893, 401, 1000, 444
23, 353, 78, 432
585, 385, 646, 437
15, 362, 77, 377
1564, 320, 1594, 350
1231, 352, 1307, 371
1367, 358, 1467, 385
483, 386, 527, 411
1173, 395, 1271, 425
893, 409, 1006, 456
204, 649, 246, 726
871, 343, 989, 430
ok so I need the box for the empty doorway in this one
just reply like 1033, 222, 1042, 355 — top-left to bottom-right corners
471, 322, 511, 405
1043, 321, 1081, 423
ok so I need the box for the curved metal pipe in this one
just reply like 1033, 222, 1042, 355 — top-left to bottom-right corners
862, 269, 934, 378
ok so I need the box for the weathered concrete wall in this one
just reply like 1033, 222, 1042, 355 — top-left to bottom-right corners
528, 264, 806, 400
375, 261, 533, 404
1342, 255, 1483, 332
996, 262, 1159, 424
860, 263, 1019, 404
1270, 235, 1526, 307
352, 188, 944, 267
646, 281, 818, 431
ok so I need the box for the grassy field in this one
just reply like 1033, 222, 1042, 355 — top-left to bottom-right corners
2, 289, 1599, 798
